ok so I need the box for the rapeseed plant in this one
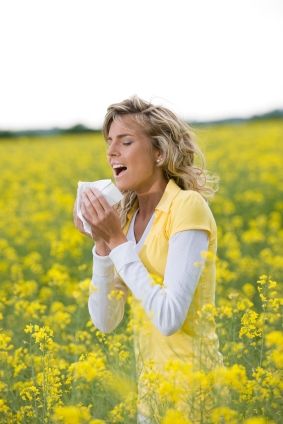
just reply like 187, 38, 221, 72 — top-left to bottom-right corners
0, 121, 282, 422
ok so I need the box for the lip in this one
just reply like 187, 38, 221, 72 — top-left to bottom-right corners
111, 162, 126, 167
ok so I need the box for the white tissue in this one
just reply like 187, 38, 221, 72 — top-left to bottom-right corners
76, 179, 123, 235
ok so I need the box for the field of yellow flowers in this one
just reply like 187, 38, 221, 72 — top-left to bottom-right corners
0, 119, 282, 423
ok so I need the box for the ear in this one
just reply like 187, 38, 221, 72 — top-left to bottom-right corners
155, 154, 162, 164
153, 146, 162, 162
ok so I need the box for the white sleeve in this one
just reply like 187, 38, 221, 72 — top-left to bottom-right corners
108, 230, 209, 336
88, 245, 129, 333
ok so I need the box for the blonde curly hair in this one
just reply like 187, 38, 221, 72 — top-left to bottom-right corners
103, 95, 219, 228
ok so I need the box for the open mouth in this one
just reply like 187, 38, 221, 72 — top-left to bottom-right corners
114, 166, 127, 177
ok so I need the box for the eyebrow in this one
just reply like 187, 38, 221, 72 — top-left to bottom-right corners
107, 133, 134, 141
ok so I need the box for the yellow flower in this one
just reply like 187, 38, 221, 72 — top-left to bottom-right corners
265, 331, 283, 368
53, 405, 104, 424
257, 275, 269, 285
236, 298, 254, 311
244, 417, 274, 424
210, 406, 238, 424
31, 324, 54, 352
108, 392, 137, 423
239, 310, 262, 339
0, 399, 10, 414
24, 324, 34, 334
242, 283, 256, 298
0, 332, 13, 350
161, 409, 192, 424
218, 305, 233, 318
211, 364, 248, 392
69, 351, 107, 382
19, 384, 40, 402
201, 250, 216, 262
149, 272, 163, 286
265, 331, 283, 346
157, 380, 183, 404
108, 288, 125, 300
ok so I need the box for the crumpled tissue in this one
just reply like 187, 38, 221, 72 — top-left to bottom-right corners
76, 179, 123, 236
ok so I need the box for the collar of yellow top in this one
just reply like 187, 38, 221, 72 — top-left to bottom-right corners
126, 178, 181, 221
155, 178, 181, 212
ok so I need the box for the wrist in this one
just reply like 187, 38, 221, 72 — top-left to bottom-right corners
107, 235, 128, 251
95, 240, 111, 256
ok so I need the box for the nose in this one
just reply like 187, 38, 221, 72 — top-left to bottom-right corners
107, 141, 120, 159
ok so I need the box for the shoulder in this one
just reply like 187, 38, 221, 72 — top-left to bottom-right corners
171, 188, 211, 213
167, 188, 217, 238
176, 188, 208, 202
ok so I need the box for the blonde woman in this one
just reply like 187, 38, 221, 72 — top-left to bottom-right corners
74, 96, 224, 423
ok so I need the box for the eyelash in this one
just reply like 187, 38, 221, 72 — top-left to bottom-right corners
106, 141, 132, 148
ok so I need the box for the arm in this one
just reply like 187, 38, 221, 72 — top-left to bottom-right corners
109, 230, 209, 336
88, 245, 129, 333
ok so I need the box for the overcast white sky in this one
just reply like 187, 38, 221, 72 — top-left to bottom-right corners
0, 0, 282, 130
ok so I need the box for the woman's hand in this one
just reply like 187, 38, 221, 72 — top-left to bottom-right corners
73, 197, 110, 255
80, 187, 127, 250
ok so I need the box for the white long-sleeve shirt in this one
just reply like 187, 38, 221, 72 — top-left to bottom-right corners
88, 209, 209, 336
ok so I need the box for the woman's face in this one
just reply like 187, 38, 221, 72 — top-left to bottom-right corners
106, 115, 163, 192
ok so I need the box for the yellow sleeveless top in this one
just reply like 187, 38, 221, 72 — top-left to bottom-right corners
121, 178, 224, 418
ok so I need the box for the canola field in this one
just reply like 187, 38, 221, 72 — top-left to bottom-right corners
0, 120, 282, 423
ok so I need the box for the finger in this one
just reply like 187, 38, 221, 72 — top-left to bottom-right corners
89, 188, 112, 211
81, 192, 99, 218
80, 204, 101, 240
84, 188, 106, 217
74, 210, 87, 234
76, 216, 86, 233
80, 201, 93, 225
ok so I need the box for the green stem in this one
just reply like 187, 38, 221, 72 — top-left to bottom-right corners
258, 312, 265, 368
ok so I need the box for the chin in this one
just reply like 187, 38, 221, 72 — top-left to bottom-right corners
114, 179, 131, 192
115, 181, 139, 191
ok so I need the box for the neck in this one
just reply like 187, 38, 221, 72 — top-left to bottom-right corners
135, 177, 169, 219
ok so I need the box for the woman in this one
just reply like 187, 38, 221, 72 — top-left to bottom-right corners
74, 96, 224, 423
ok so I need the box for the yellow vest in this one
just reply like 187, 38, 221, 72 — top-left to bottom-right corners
121, 178, 224, 417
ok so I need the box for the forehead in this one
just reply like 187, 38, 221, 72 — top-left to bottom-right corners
108, 115, 146, 137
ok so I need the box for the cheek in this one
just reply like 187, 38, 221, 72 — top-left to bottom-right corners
133, 157, 154, 174
130, 148, 155, 169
